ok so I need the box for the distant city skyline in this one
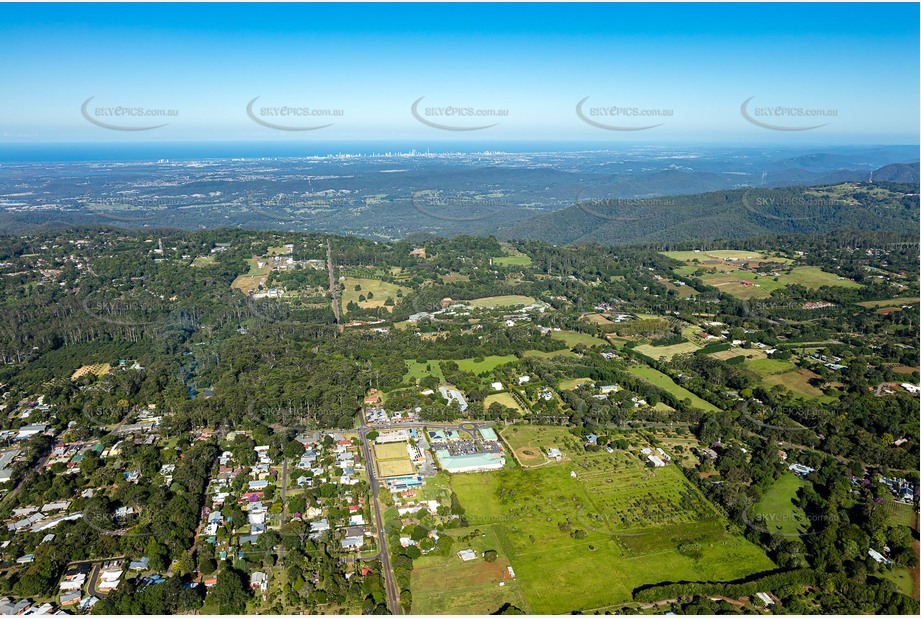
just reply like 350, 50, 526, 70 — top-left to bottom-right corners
1, 2, 918, 144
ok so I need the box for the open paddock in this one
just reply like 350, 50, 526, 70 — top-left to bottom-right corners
449, 426, 774, 613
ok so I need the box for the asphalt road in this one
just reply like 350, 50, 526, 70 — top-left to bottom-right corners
358, 411, 401, 615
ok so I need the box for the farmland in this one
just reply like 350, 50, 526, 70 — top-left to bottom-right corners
409, 525, 529, 615
341, 277, 409, 313
468, 295, 538, 308
762, 368, 826, 399
522, 349, 576, 359
857, 297, 921, 308
493, 255, 533, 267
454, 355, 518, 374
662, 250, 860, 300
550, 330, 608, 348
230, 256, 273, 294
634, 341, 700, 361
449, 426, 774, 613
628, 365, 721, 412
71, 363, 112, 380
745, 358, 799, 377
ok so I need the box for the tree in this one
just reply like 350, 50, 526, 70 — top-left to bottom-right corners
208, 567, 252, 614
284, 440, 304, 459
483, 549, 498, 562
145, 537, 168, 573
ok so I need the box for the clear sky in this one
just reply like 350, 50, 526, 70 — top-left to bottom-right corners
1, 2, 918, 145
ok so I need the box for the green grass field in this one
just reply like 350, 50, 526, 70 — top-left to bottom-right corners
341, 277, 410, 313
558, 377, 595, 391
410, 525, 529, 614
404, 360, 445, 383
783, 266, 860, 289
468, 295, 538, 308
745, 358, 799, 377
634, 341, 700, 360
551, 330, 609, 348
448, 427, 774, 613
697, 273, 778, 300
493, 255, 533, 267
191, 255, 217, 267
883, 496, 919, 530
628, 365, 721, 412
749, 473, 807, 535
857, 297, 921, 308
762, 369, 825, 399
522, 349, 576, 359
881, 568, 917, 599
662, 250, 765, 262
455, 355, 518, 374
484, 392, 526, 415
674, 251, 859, 300
231, 257, 274, 294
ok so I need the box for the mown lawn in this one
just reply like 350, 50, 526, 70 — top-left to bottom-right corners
404, 360, 445, 383
493, 255, 533, 267
745, 358, 799, 377
750, 473, 807, 535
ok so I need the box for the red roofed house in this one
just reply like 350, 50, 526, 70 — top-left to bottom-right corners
364, 389, 382, 405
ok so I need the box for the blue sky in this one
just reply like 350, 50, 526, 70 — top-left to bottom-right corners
1, 3, 918, 144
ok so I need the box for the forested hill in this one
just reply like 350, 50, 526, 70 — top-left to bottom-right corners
872, 162, 920, 183
489, 181, 920, 246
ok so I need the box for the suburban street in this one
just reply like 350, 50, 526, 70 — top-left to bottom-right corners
278, 456, 288, 567
357, 411, 401, 615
